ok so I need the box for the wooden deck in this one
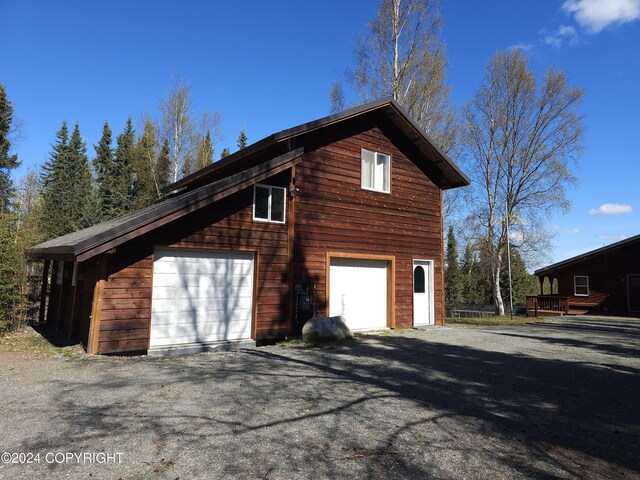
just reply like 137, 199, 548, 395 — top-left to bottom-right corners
527, 293, 609, 317
526, 296, 569, 317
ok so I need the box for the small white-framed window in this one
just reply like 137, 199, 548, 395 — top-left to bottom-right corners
361, 148, 390, 193
574, 276, 589, 296
253, 184, 286, 223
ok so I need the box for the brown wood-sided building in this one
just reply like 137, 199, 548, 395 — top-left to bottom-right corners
29, 99, 469, 354
532, 234, 640, 316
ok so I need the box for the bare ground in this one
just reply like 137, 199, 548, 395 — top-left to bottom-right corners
0, 316, 638, 479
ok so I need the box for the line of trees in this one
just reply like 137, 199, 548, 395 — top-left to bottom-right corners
334, 0, 584, 315
0, 80, 249, 331
445, 225, 537, 314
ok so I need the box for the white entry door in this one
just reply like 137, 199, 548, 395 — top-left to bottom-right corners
329, 257, 387, 330
413, 259, 434, 326
151, 248, 254, 348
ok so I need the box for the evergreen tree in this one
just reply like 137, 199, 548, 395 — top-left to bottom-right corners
67, 122, 95, 228
132, 118, 158, 209
155, 139, 171, 193
41, 122, 94, 238
194, 131, 214, 171
0, 211, 20, 330
501, 246, 536, 307
445, 225, 461, 313
237, 127, 247, 150
112, 117, 135, 217
41, 121, 69, 238
220, 147, 230, 159
0, 84, 20, 211
93, 122, 114, 221
460, 243, 489, 305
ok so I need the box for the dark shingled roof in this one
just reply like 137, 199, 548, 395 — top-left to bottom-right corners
535, 233, 640, 275
166, 98, 470, 193
30, 99, 470, 262
29, 148, 303, 261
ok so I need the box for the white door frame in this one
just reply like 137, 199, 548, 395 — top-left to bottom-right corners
413, 259, 434, 326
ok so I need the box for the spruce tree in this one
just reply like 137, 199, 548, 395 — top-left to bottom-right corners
237, 127, 247, 150
67, 122, 95, 228
155, 139, 171, 193
132, 118, 158, 209
460, 243, 488, 306
194, 132, 213, 170
112, 117, 135, 217
445, 225, 461, 313
41, 122, 69, 238
0, 84, 20, 211
0, 211, 20, 330
501, 246, 536, 307
93, 122, 114, 221
41, 122, 94, 238
220, 147, 230, 159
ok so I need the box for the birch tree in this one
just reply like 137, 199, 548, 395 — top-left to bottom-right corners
462, 49, 584, 315
160, 79, 194, 183
332, 0, 457, 153
159, 79, 223, 181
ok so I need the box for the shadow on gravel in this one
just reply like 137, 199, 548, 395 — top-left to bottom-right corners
490, 317, 640, 358
15, 320, 640, 479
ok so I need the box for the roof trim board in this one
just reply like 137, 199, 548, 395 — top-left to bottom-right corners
165, 99, 470, 193
30, 148, 304, 261
535, 233, 640, 275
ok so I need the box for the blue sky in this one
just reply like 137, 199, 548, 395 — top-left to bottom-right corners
1, 0, 639, 267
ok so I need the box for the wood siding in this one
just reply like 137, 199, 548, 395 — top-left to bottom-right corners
545, 240, 640, 316
292, 126, 444, 329
95, 173, 290, 353
89, 125, 447, 353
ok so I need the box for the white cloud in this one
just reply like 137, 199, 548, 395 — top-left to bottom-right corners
563, 0, 640, 33
550, 225, 581, 234
542, 25, 579, 47
588, 203, 633, 216
597, 233, 628, 241
508, 43, 535, 54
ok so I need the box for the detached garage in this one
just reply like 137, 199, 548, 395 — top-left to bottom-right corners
150, 249, 255, 350
28, 99, 470, 354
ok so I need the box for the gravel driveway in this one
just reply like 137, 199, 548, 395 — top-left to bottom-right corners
1, 316, 639, 479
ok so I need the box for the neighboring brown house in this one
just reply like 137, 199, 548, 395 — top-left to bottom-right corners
29, 99, 469, 354
532, 234, 640, 316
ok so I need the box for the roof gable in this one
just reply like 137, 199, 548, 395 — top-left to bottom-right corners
166, 99, 469, 193
535, 233, 640, 275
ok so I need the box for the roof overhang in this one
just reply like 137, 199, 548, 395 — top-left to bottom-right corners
29, 148, 304, 262
534, 232, 640, 276
165, 99, 469, 193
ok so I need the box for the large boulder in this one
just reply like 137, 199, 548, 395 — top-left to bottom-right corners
302, 316, 351, 342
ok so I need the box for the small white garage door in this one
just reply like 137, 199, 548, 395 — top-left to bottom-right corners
150, 248, 254, 348
329, 257, 387, 331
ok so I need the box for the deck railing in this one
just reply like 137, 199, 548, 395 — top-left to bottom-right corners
526, 295, 570, 316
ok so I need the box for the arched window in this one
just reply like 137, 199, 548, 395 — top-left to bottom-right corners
414, 266, 425, 293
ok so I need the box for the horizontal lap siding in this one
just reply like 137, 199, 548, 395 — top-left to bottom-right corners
294, 127, 444, 328
98, 255, 153, 353
553, 241, 640, 315
97, 180, 289, 353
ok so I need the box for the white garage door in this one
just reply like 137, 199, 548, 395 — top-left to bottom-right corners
329, 257, 387, 331
151, 248, 254, 348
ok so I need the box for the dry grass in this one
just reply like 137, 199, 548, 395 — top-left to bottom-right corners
0, 327, 83, 358
446, 316, 546, 326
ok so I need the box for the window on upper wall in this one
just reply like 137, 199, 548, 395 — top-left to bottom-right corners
253, 184, 286, 223
574, 276, 589, 296
361, 148, 390, 193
